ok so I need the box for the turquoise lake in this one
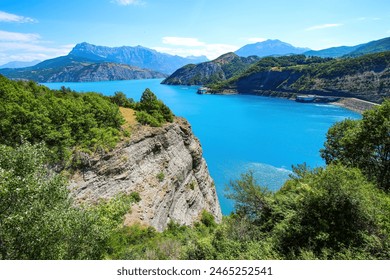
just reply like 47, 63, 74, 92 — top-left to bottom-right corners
43, 79, 361, 214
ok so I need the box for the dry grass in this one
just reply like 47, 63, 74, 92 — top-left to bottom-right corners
120, 107, 137, 126
119, 107, 137, 136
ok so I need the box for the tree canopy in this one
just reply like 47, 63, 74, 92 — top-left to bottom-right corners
0, 143, 138, 259
321, 99, 390, 191
135, 88, 174, 127
0, 76, 124, 163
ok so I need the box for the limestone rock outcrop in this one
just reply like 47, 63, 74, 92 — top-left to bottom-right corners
69, 117, 222, 231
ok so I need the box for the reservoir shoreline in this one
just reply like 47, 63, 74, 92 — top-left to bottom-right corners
199, 87, 375, 113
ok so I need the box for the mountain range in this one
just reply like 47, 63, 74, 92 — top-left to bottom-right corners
69, 42, 208, 74
0, 43, 208, 82
235, 39, 310, 57
163, 36, 390, 103
2, 37, 390, 83
0, 55, 167, 83
304, 37, 390, 58
0, 60, 41, 69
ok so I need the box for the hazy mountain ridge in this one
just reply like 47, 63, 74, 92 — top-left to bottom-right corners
304, 37, 390, 58
0, 60, 41, 69
235, 39, 310, 57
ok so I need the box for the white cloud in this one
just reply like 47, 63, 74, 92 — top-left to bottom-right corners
358, 17, 381, 21
111, 0, 144, 6
247, 37, 267, 43
155, 37, 238, 59
0, 11, 36, 23
162, 37, 206, 47
0, 29, 73, 65
0, 42, 73, 65
0, 30, 40, 42
305, 23, 342, 31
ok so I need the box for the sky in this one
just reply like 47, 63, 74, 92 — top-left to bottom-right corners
1, 0, 390, 65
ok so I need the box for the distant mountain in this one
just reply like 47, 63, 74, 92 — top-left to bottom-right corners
0, 42, 209, 82
347, 37, 390, 57
162, 52, 260, 85
304, 45, 363, 58
235, 39, 310, 57
69, 42, 208, 74
186, 55, 209, 61
0, 60, 41, 69
0, 55, 166, 82
210, 52, 390, 103
305, 37, 390, 58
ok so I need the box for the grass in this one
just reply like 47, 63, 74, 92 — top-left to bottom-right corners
119, 107, 137, 137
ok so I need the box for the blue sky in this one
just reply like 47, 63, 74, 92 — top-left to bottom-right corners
1, 0, 390, 64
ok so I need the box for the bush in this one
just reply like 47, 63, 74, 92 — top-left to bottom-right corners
321, 100, 390, 191
0, 143, 133, 259
0, 76, 124, 163
135, 88, 174, 127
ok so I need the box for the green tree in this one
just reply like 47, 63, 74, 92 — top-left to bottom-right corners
135, 88, 174, 127
0, 76, 124, 163
0, 143, 133, 259
110, 91, 134, 108
139, 88, 158, 109
321, 100, 390, 191
274, 165, 388, 259
225, 166, 390, 259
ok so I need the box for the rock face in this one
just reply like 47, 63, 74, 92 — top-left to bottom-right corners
70, 42, 208, 74
162, 52, 259, 85
69, 117, 222, 231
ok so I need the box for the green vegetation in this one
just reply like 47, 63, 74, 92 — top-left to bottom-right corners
157, 172, 165, 182
134, 88, 174, 127
321, 100, 390, 191
0, 143, 139, 259
109, 91, 135, 108
0, 75, 172, 259
162, 53, 260, 86
0, 76, 124, 164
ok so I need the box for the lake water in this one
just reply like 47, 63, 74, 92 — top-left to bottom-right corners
43, 79, 361, 214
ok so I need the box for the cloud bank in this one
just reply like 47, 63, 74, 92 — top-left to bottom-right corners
155, 36, 238, 59
306, 23, 342, 31
0, 11, 36, 23
111, 0, 144, 6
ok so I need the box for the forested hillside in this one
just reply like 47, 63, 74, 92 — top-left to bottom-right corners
211, 51, 390, 103
162, 53, 259, 85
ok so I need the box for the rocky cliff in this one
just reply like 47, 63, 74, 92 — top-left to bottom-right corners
69, 117, 222, 231
162, 52, 259, 85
